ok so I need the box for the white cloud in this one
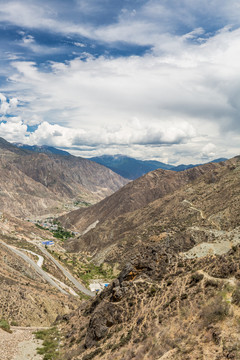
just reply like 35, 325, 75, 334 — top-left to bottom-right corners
0, 24, 238, 162
0, 120, 28, 142
74, 42, 86, 48
8, 27, 240, 132
1, 0, 239, 49
22, 34, 35, 44
0, 93, 18, 115
201, 143, 217, 159
0, 1, 240, 163
0, 2, 91, 38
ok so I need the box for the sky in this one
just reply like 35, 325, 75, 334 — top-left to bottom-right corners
0, 0, 240, 164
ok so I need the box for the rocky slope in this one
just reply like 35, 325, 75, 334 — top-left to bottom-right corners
60, 242, 240, 360
60, 161, 219, 231
0, 137, 127, 218
54, 156, 240, 359
61, 157, 240, 267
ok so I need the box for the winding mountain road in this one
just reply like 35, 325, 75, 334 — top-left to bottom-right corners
0, 239, 95, 297
0, 240, 68, 295
37, 245, 95, 297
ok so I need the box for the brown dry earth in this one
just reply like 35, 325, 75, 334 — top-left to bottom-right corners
61, 157, 240, 268
0, 137, 127, 218
60, 244, 240, 360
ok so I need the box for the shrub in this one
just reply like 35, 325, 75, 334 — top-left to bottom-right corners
204, 279, 219, 288
0, 318, 11, 333
232, 285, 240, 305
10, 320, 18, 326
181, 293, 188, 300
200, 296, 230, 327
148, 286, 157, 297
35, 327, 60, 360
189, 272, 204, 286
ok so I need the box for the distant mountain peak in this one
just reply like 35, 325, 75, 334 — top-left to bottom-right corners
88, 154, 228, 180
13, 143, 71, 156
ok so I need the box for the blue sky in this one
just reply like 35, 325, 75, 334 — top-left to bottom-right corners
0, 0, 240, 164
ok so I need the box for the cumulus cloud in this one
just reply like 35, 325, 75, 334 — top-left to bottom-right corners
0, 1, 240, 163
7, 119, 194, 148
8, 26, 240, 133
0, 120, 28, 142
72, 121, 196, 146
0, 93, 18, 115
201, 143, 217, 159
0, 23, 238, 162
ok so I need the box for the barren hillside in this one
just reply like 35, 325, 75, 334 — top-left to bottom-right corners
62, 157, 240, 267
60, 242, 240, 360
0, 137, 127, 218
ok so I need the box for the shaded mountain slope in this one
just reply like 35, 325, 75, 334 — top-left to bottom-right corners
88, 154, 227, 179
88, 155, 174, 179
0, 137, 127, 218
14, 142, 71, 156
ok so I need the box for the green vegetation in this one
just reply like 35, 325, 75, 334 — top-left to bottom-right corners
48, 249, 116, 286
148, 285, 157, 297
35, 327, 61, 360
77, 262, 115, 285
74, 200, 91, 207
10, 320, 18, 326
0, 318, 12, 333
78, 292, 92, 300
111, 329, 133, 352
35, 223, 47, 230
52, 226, 73, 241
35, 219, 73, 241
189, 272, 204, 286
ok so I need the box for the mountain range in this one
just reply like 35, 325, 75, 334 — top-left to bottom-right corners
60, 157, 240, 266
14, 143, 70, 156
0, 137, 127, 218
14, 143, 227, 180
1, 135, 240, 360
88, 154, 227, 179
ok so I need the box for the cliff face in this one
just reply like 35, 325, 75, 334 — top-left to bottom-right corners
0, 137, 128, 218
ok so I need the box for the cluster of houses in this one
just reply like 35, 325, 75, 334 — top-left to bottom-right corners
27, 217, 58, 230
28, 217, 79, 236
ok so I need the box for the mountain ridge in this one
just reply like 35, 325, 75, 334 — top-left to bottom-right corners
14, 142, 71, 156
60, 156, 240, 267
88, 154, 227, 179
13, 142, 227, 179
0, 137, 128, 218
